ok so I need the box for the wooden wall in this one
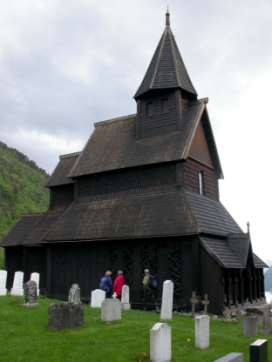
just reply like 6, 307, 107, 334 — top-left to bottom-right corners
49, 185, 74, 209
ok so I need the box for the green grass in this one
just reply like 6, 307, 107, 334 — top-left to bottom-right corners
0, 296, 271, 362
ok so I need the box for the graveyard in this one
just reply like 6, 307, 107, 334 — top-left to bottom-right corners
0, 293, 270, 362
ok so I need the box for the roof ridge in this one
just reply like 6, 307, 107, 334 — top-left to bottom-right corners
59, 151, 81, 160
94, 114, 136, 128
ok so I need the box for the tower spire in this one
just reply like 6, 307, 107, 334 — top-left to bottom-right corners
166, 6, 170, 27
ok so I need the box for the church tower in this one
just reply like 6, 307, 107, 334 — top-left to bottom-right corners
135, 10, 197, 138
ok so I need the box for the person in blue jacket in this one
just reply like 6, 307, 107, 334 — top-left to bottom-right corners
99, 270, 113, 298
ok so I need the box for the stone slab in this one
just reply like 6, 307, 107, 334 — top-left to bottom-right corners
48, 302, 84, 330
10, 271, 24, 296
101, 298, 122, 322
195, 315, 210, 349
0, 270, 7, 296
30, 273, 40, 296
214, 352, 244, 362
90, 289, 106, 308
160, 280, 174, 321
150, 322, 171, 362
250, 339, 268, 362
243, 316, 258, 337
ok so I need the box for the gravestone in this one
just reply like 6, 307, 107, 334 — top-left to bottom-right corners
150, 322, 171, 362
121, 285, 130, 310
243, 316, 258, 337
23, 280, 38, 307
10, 271, 24, 296
202, 293, 210, 314
90, 289, 106, 308
48, 302, 84, 330
68, 284, 81, 305
214, 352, 244, 362
160, 280, 174, 321
250, 339, 268, 362
261, 305, 271, 336
101, 298, 122, 322
190, 291, 198, 316
0, 270, 7, 296
30, 272, 40, 296
195, 315, 210, 349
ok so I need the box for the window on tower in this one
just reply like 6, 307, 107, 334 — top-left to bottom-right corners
146, 102, 153, 117
161, 98, 169, 113
198, 171, 204, 195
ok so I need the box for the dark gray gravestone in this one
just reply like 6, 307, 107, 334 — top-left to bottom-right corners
214, 352, 244, 362
23, 280, 38, 307
250, 339, 268, 362
48, 302, 84, 330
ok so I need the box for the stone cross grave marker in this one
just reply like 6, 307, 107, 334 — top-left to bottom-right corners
101, 298, 122, 322
10, 271, 24, 296
202, 293, 210, 314
23, 280, 38, 307
0, 270, 7, 296
195, 314, 210, 349
90, 289, 106, 308
160, 280, 174, 321
121, 285, 131, 310
150, 322, 171, 362
190, 291, 198, 316
30, 272, 40, 296
214, 352, 244, 362
250, 339, 268, 362
68, 284, 81, 305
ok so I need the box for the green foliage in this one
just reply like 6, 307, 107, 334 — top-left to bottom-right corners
0, 141, 49, 259
0, 296, 269, 361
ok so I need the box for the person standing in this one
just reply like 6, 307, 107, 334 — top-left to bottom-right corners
142, 268, 159, 310
113, 270, 126, 299
99, 270, 113, 298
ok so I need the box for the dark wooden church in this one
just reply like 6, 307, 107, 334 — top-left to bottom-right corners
1, 11, 267, 314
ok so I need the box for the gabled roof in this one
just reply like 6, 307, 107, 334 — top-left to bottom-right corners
134, 12, 197, 99
253, 253, 268, 269
47, 152, 80, 188
70, 99, 223, 178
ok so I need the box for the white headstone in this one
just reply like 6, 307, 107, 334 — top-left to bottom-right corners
30, 272, 40, 296
160, 280, 174, 320
0, 270, 7, 296
10, 271, 24, 296
101, 298, 122, 322
195, 315, 210, 349
90, 289, 106, 308
121, 285, 131, 310
150, 322, 171, 362
214, 352, 244, 362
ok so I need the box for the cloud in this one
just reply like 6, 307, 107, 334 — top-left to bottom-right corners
0, 0, 271, 259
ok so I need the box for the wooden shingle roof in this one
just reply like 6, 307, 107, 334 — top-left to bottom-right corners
47, 152, 80, 187
134, 12, 197, 99
70, 100, 212, 178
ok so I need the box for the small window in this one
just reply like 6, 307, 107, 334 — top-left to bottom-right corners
146, 102, 153, 117
161, 98, 168, 113
198, 171, 204, 195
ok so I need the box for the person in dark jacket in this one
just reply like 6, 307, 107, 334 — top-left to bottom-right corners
99, 270, 113, 298
113, 270, 126, 299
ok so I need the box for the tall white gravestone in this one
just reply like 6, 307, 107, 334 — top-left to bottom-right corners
195, 315, 210, 349
150, 322, 171, 362
160, 280, 174, 320
90, 289, 106, 308
10, 271, 24, 296
30, 272, 40, 296
0, 270, 7, 296
121, 285, 131, 310
101, 299, 122, 322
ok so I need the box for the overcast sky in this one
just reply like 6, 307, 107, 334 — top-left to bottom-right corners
0, 0, 271, 261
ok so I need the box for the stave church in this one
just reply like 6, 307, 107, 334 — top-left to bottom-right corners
1, 11, 267, 314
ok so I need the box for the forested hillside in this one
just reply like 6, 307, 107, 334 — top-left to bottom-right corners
0, 141, 49, 267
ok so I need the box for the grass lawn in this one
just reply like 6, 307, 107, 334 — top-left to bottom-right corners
0, 296, 271, 362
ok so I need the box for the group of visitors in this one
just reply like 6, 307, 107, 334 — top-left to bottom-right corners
99, 270, 126, 299
99, 268, 159, 308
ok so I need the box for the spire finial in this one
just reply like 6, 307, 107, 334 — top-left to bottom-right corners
247, 221, 250, 235
166, 6, 170, 27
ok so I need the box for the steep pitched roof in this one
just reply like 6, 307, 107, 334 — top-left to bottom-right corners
185, 191, 242, 236
47, 152, 80, 187
200, 237, 243, 268
134, 12, 197, 99
1, 214, 44, 247
70, 100, 209, 178
253, 253, 268, 269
